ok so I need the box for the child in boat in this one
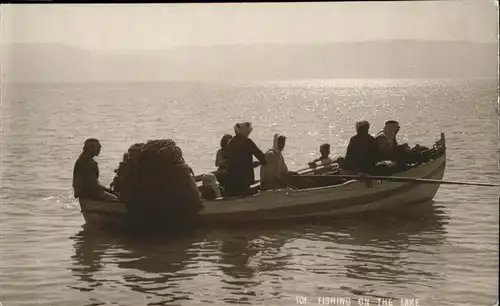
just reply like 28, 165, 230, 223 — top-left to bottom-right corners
308, 143, 333, 168
199, 173, 223, 200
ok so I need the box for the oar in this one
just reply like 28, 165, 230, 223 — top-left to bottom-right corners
195, 158, 336, 182
194, 161, 262, 182
299, 163, 340, 176
297, 158, 342, 176
248, 160, 341, 189
196, 156, 340, 184
293, 161, 336, 174
303, 174, 499, 187
194, 173, 208, 182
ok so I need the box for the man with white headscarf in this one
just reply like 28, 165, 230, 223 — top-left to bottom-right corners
375, 120, 411, 161
224, 122, 267, 197
260, 134, 290, 191
376, 120, 429, 169
375, 120, 398, 160
344, 120, 379, 174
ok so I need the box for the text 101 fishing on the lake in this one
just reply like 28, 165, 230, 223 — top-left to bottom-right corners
295, 296, 421, 306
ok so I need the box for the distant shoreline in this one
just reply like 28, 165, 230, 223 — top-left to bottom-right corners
2, 77, 497, 86
3, 40, 496, 84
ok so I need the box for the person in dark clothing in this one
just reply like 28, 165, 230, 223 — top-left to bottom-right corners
215, 134, 232, 170
375, 120, 428, 167
375, 120, 404, 161
73, 138, 117, 201
344, 120, 379, 174
224, 122, 267, 197
214, 134, 232, 189
376, 120, 419, 167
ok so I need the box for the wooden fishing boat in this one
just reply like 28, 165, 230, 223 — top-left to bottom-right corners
79, 133, 447, 227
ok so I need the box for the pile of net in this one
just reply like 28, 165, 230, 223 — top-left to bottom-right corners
111, 139, 202, 231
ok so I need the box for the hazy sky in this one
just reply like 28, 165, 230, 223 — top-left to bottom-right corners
1, 1, 498, 50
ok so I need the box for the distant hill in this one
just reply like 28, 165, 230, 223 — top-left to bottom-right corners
1, 40, 497, 83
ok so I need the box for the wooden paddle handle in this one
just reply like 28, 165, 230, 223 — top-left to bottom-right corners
195, 161, 262, 182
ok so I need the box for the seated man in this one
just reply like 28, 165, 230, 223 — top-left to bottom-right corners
375, 120, 411, 162
73, 138, 118, 201
215, 134, 232, 170
344, 120, 379, 174
214, 134, 233, 190
376, 120, 429, 168
260, 134, 291, 191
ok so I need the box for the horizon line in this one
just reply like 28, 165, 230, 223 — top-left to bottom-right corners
3, 38, 497, 52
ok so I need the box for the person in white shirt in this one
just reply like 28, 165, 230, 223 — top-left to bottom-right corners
260, 134, 290, 191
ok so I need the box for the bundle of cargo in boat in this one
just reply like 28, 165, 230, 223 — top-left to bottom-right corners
110, 139, 201, 230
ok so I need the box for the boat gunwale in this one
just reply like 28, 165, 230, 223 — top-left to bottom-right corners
199, 157, 446, 218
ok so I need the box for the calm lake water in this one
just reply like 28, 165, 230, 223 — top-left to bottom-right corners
1, 78, 498, 306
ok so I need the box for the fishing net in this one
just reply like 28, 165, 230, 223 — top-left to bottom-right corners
111, 139, 202, 231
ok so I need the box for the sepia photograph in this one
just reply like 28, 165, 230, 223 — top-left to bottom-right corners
0, 1, 498, 306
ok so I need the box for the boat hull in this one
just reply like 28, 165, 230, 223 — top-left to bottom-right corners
79, 153, 445, 227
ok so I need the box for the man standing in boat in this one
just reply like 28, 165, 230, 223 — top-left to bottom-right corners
72, 138, 118, 201
224, 122, 267, 197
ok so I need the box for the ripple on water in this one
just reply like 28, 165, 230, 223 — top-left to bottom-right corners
1, 80, 498, 306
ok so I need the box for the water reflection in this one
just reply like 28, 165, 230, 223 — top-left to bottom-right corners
70, 226, 112, 291
306, 201, 450, 299
215, 229, 292, 304
70, 227, 207, 304
69, 201, 449, 305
